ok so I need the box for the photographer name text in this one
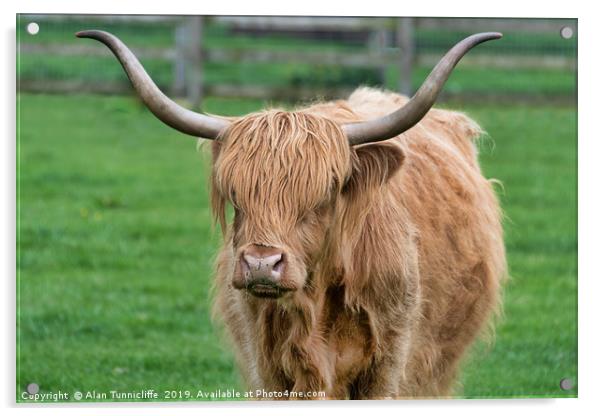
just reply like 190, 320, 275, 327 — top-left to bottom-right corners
21, 388, 325, 402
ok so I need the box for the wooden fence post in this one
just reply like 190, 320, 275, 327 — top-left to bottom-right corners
370, 27, 389, 86
173, 16, 204, 109
397, 17, 415, 96
173, 23, 187, 96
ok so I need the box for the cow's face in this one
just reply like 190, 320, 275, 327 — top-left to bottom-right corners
210, 110, 405, 300
211, 111, 352, 299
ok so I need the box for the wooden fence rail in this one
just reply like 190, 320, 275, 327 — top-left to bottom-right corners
21, 42, 575, 69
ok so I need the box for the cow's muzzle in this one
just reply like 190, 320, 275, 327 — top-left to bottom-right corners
232, 244, 295, 298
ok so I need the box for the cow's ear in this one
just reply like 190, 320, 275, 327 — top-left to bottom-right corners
343, 142, 405, 195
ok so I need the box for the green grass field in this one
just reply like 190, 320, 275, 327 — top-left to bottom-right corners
16, 93, 577, 401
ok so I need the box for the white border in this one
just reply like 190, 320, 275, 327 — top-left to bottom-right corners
3, 1, 601, 415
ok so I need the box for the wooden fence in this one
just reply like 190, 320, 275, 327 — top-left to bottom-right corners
19, 16, 577, 106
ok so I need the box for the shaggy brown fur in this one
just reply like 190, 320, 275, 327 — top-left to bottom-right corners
210, 87, 506, 399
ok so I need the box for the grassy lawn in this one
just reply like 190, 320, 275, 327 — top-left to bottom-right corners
16, 93, 576, 401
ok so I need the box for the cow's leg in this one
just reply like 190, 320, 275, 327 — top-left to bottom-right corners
288, 333, 338, 399
349, 307, 421, 399
347, 264, 422, 400
350, 352, 404, 399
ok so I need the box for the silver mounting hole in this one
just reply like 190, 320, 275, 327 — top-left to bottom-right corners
559, 378, 574, 390
26, 383, 39, 394
26, 22, 40, 35
560, 26, 574, 39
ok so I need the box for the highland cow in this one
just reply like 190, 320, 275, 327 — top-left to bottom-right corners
77, 30, 506, 399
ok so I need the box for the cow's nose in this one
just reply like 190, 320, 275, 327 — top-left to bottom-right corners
240, 245, 285, 282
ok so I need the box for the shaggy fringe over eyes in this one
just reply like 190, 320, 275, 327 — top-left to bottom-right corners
211, 110, 351, 238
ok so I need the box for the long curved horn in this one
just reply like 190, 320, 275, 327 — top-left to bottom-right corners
76, 30, 230, 139
343, 32, 502, 145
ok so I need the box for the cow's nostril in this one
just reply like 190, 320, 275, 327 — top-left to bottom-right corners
240, 256, 251, 274
272, 256, 284, 273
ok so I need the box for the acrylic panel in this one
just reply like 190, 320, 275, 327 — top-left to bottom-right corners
16, 14, 577, 403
